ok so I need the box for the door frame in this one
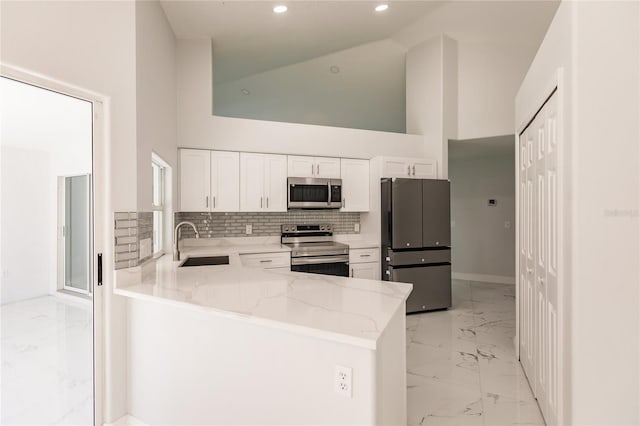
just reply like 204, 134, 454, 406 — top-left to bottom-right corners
1, 63, 109, 426
515, 67, 565, 426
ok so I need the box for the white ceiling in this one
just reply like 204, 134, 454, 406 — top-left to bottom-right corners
160, 1, 447, 83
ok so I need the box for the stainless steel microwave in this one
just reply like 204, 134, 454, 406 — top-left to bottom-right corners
287, 177, 342, 209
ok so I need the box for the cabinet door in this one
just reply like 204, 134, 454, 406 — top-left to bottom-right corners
264, 154, 287, 212
350, 262, 380, 280
240, 153, 265, 212
180, 149, 211, 211
210, 151, 239, 212
381, 157, 411, 178
314, 157, 341, 178
340, 159, 370, 212
422, 179, 451, 246
287, 155, 316, 178
412, 160, 437, 179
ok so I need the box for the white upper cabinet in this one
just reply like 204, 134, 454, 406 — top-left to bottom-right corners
180, 149, 211, 212
380, 156, 437, 179
340, 158, 370, 212
240, 153, 287, 212
287, 155, 341, 178
180, 149, 240, 212
263, 154, 287, 211
210, 151, 239, 212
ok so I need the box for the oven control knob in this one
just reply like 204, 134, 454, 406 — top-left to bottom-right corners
320, 226, 325, 230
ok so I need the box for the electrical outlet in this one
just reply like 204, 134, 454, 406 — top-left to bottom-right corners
334, 365, 352, 398
354, 223, 360, 233
245, 224, 252, 235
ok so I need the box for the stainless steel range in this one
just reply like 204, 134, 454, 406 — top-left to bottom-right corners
281, 224, 349, 277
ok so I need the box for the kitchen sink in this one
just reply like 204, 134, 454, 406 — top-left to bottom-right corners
180, 256, 230, 267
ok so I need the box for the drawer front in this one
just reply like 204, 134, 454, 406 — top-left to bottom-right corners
387, 248, 451, 266
349, 248, 380, 264
240, 252, 291, 269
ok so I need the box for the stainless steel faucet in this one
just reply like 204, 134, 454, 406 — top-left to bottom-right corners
173, 221, 200, 261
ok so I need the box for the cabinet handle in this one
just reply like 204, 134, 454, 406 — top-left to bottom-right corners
266, 197, 269, 208
412, 165, 416, 176
260, 259, 273, 263
213, 196, 216, 209
317, 164, 320, 175
205, 196, 209, 208
407, 165, 411, 176
342, 198, 345, 208
311, 164, 314, 175
351, 268, 354, 278
260, 197, 263, 208
360, 254, 371, 258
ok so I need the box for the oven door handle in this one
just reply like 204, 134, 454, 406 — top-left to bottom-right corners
291, 255, 349, 266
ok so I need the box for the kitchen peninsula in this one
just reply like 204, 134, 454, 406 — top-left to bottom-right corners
114, 242, 412, 425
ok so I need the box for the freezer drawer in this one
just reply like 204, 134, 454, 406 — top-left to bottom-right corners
387, 248, 450, 266
389, 264, 451, 313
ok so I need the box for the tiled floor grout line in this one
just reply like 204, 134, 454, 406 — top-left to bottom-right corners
470, 280, 489, 426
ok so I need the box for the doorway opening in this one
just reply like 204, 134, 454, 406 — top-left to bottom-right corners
1, 74, 97, 425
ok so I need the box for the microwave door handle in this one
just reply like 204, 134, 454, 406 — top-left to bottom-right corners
327, 181, 331, 205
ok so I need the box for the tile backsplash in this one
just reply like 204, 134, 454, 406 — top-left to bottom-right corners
114, 212, 153, 270
174, 211, 360, 239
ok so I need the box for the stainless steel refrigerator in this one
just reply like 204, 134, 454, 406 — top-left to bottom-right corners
381, 178, 452, 313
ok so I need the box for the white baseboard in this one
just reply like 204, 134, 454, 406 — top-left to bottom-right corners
452, 272, 515, 285
105, 414, 147, 426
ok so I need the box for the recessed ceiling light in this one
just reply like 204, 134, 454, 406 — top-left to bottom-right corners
273, 5, 287, 13
329, 66, 340, 74
375, 4, 389, 12
241, 89, 250, 95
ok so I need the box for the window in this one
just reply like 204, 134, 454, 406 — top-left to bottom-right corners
152, 153, 167, 255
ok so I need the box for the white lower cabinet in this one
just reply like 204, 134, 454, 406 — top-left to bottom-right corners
349, 247, 380, 280
239, 252, 290, 270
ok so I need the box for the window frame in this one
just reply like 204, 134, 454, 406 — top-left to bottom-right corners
151, 153, 168, 256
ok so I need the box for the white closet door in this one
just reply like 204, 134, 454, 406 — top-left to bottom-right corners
542, 93, 560, 424
518, 91, 560, 426
520, 125, 536, 385
534, 109, 548, 409
518, 133, 528, 376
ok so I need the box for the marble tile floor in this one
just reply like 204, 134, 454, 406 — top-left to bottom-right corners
407, 280, 545, 426
1, 295, 93, 425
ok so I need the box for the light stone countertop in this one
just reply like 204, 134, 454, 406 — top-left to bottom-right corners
114, 240, 411, 350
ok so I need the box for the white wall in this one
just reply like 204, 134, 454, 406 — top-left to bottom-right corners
397, 0, 555, 151
0, 1, 138, 421
0, 147, 53, 304
449, 146, 515, 283
135, 0, 177, 213
177, 39, 425, 160
457, 41, 536, 140
214, 39, 407, 134
406, 35, 458, 178
516, 1, 640, 424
